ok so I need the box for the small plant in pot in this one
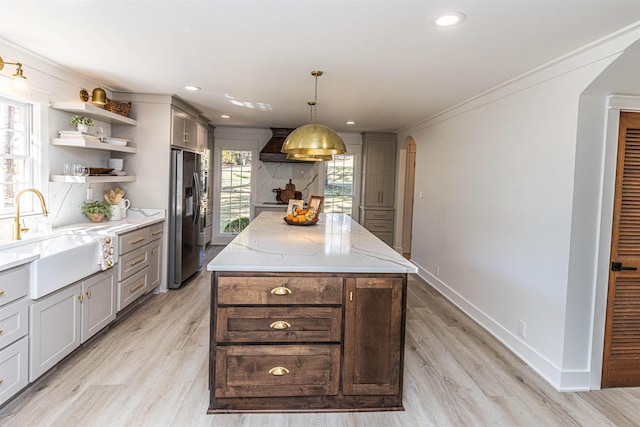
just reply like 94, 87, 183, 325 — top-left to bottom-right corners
81, 200, 112, 223
70, 115, 94, 133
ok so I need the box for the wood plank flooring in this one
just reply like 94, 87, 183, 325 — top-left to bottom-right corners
1, 248, 639, 426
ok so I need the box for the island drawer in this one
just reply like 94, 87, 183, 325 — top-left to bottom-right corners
216, 307, 342, 342
217, 276, 343, 305
214, 344, 340, 398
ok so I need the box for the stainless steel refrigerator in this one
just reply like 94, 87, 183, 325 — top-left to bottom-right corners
169, 148, 203, 289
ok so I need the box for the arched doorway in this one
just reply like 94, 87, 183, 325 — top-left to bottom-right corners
402, 137, 416, 258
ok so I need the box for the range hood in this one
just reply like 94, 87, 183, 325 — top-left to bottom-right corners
259, 127, 310, 163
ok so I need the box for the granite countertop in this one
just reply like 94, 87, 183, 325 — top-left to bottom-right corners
207, 211, 417, 273
0, 208, 165, 272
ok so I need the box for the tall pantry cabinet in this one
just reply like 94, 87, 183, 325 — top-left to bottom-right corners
359, 132, 397, 246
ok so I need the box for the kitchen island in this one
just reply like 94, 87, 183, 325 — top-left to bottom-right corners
207, 211, 417, 413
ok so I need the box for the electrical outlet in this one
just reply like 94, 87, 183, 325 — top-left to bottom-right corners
436, 265, 440, 277
517, 320, 526, 338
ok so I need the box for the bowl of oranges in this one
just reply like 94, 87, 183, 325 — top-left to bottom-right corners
284, 207, 319, 226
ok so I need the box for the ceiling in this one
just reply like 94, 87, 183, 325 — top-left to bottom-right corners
1, 1, 640, 133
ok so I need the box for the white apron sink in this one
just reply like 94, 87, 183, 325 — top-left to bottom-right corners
8, 234, 101, 299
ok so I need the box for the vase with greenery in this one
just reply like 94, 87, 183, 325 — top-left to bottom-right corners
81, 200, 112, 223
70, 115, 94, 133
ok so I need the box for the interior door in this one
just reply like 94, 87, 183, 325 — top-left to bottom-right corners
602, 111, 640, 387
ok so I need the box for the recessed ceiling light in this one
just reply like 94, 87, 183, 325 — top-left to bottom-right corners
432, 11, 466, 27
220, 114, 231, 119
346, 121, 355, 125
184, 85, 201, 91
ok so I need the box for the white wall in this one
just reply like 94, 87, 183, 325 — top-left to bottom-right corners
398, 26, 640, 390
0, 38, 119, 236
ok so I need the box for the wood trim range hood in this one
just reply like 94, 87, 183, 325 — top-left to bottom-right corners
259, 127, 310, 163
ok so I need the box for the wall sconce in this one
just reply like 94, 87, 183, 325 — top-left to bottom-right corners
79, 87, 107, 105
0, 56, 28, 89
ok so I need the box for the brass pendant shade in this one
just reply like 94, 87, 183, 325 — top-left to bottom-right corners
281, 70, 346, 157
282, 124, 346, 156
286, 151, 333, 162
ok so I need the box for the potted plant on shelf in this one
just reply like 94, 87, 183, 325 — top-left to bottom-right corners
81, 200, 112, 223
70, 115, 94, 133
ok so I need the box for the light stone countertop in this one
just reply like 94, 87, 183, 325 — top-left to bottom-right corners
0, 208, 165, 272
207, 211, 417, 273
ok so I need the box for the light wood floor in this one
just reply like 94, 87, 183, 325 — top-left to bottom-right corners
1, 249, 639, 426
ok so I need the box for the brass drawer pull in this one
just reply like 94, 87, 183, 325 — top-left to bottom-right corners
269, 321, 291, 330
0, 379, 3, 384
129, 257, 146, 267
268, 367, 289, 376
152, 230, 163, 236
130, 282, 145, 293
0, 290, 4, 295
0, 329, 3, 334
270, 286, 291, 296
131, 237, 146, 244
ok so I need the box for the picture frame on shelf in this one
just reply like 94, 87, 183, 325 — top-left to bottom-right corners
308, 195, 324, 220
287, 199, 304, 216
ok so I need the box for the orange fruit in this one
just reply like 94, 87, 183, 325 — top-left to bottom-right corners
287, 213, 294, 220
300, 209, 307, 215
297, 215, 306, 222
291, 216, 299, 222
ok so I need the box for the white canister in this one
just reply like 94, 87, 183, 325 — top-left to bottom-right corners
120, 199, 131, 218
109, 204, 121, 221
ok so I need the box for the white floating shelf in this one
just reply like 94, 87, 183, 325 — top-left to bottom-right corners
51, 102, 137, 125
50, 138, 137, 154
50, 175, 136, 184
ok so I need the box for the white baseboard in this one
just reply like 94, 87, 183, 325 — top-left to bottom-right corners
412, 262, 591, 392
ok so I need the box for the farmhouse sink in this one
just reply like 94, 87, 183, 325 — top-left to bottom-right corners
7, 234, 102, 299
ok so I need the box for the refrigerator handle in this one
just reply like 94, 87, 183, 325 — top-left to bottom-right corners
193, 172, 201, 226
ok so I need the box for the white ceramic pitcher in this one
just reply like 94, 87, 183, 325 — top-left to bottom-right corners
120, 199, 131, 219
109, 204, 121, 221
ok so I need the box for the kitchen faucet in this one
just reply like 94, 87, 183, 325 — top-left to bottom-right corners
13, 188, 49, 240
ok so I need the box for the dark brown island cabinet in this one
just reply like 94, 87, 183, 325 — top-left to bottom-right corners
206, 212, 417, 413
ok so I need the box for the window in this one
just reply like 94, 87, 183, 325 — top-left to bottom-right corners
0, 96, 33, 216
324, 153, 356, 216
219, 149, 252, 234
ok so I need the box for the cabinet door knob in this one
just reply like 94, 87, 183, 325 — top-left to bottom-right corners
78, 294, 83, 303
86, 290, 92, 298
268, 366, 289, 376
270, 286, 292, 296
269, 320, 291, 330
0, 290, 4, 295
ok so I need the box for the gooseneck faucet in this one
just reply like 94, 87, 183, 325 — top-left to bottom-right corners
13, 188, 48, 240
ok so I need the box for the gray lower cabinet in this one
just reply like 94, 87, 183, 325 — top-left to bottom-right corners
117, 222, 164, 311
29, 269, 116, 381
81, 269, 116, 343
0, 264, 29, 406
29, 283, 81, 381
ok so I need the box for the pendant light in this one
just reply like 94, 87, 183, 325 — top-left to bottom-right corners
281, 70, 346, 156
286, 152, 333, 162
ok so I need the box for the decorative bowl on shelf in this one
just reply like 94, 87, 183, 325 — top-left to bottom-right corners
283, 216, 319, 226
89, 167, 115, 175
107, 137, 129, 146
